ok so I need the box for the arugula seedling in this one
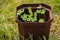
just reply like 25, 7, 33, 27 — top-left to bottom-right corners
39, 18, 44, 23
21, 14, 27, 21
31, 18, 37, 22
34, 12, 37, 19
37, 5, 46, 14
28, 7, 33, 16
36, 9, 41, 13
37, 5, 42, 9
27, 15, 32, 22
41, 9, 46, 14
18, 9, 24, 15
27, 18, 31, 22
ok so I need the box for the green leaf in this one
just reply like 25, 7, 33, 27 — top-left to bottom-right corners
27, 15, 32, 22
21, 15, 23, 18
39, 18, 44, 23
36, 9, 41, 13
34, 12, 37, 16
28, 15, 32, 18
37, 5, 42, 9
34, 12, 37, 20
31, 18, 37, 22
21, 14, 28, 21
28, 7, 33, 16
27, 18, 31, 22
17, 9, 24, 15
41, 9, 46, 14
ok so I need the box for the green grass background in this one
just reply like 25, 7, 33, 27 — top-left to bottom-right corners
0, 0, 60, 40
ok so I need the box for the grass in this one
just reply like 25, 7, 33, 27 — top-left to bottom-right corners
0, 0, 60, 40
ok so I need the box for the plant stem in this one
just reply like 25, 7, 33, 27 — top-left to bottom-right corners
28, 7, 33, 16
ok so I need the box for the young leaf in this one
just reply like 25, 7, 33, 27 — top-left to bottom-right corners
31, 18, 35, 22
34, 12, 37, 18
27, 15, 32, 22
27, 18, 31, 22
31, 18, 37, 22
41, 9, 46, 14
17, 9, 24, 15
37, 5, 42, 9
39, 18, 44, 23
28, 7, 33, 16
28, 15, 32, 18
36, 10, 41, 13
21, 15, 23, 18
21, 14, 27, 21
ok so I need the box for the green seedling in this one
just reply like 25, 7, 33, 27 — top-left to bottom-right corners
28, 7, 33, 16
36, 9, 41, 13
37, 5, 42, 9
33, 12, 37, 22
37, 5, 46, 14
27, 15, 32, 19
39, 18, 44, 23
34, 12, 37, 16
27, 15, 32, 22
18, 5, 46, 23
34, 12, 37, 18
27, 18, 31, 22
31, 18, 37, 22
21, 14, 27, 21
41, 9, 46, 14
18, 9, 24, 15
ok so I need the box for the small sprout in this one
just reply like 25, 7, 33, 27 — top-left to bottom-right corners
34, 18, 37, 21
28, 15, 32, 18
27, 15, 32, 22
27, 18, 31, 22
28, 15, 31, 17
22, 17, 27, 21
18, 6, 46, 22
31, 18, 35, 22
36, 9, 41, 13
34, 12, 37, 17
21, 14, 27, 21
41, 9, 46, 14
39, 18, 44, 23
34, 12, 37, 21
21, 15, 23, 18
28, 7, 33, 16
31, 18, 37, 22
37, 5, 42, 9
22, 17, 25, 21
18, 9, 24, 15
